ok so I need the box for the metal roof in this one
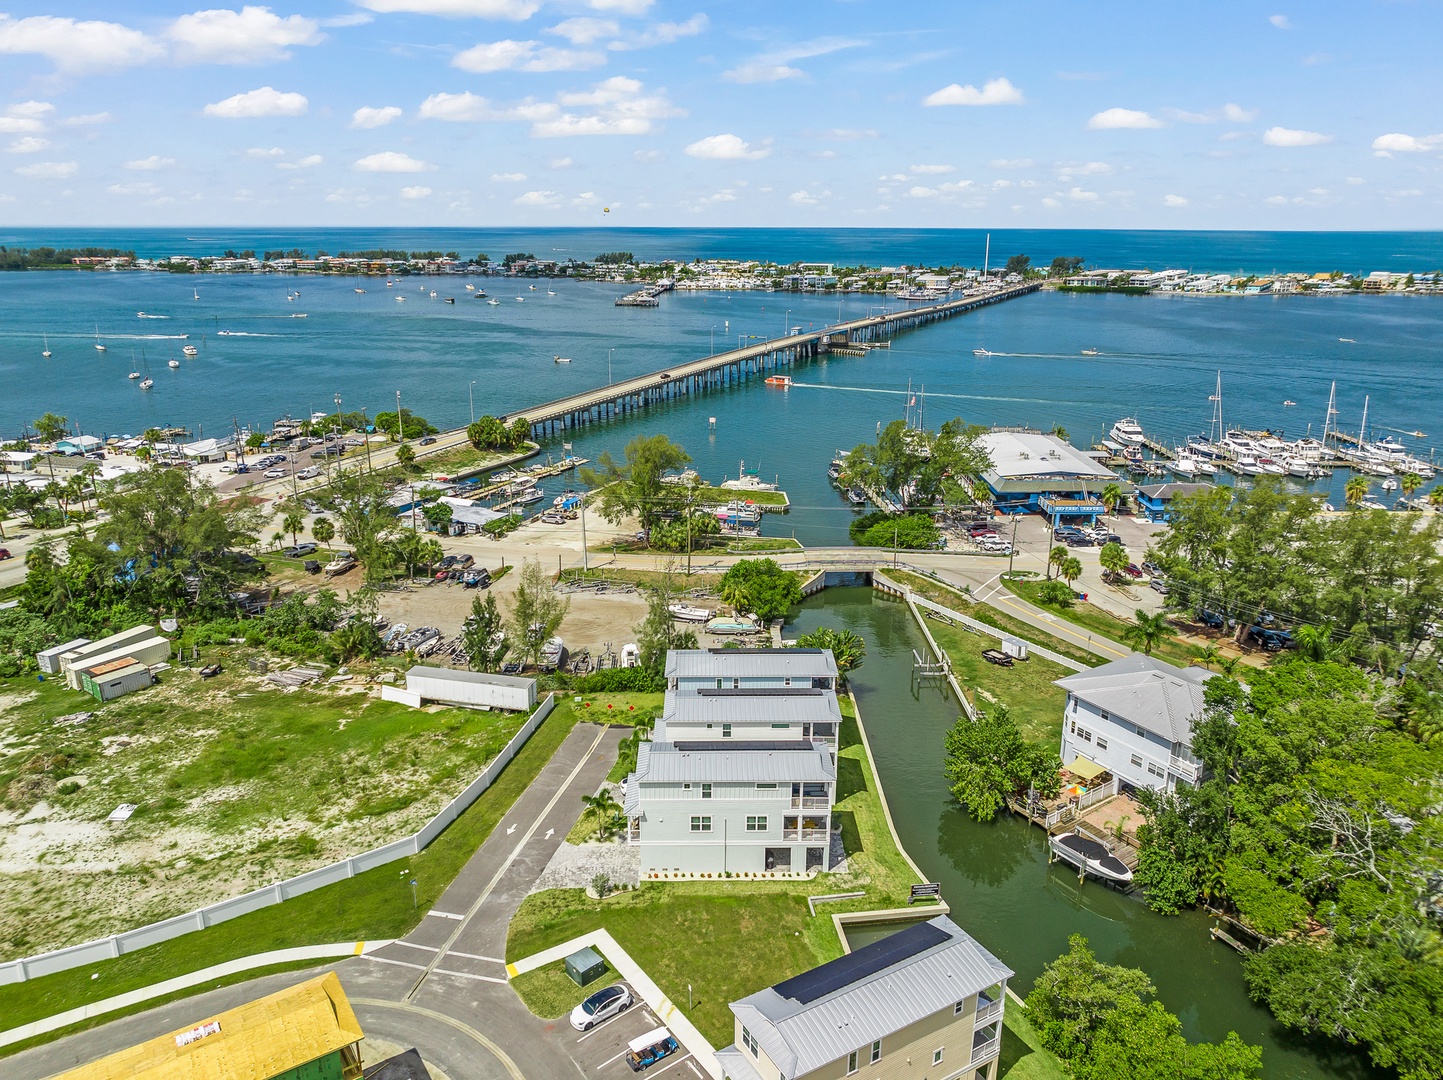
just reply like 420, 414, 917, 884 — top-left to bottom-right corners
53, 972, 364, 1080
665, 648, 838, 681
1136, 481, 1215, 501
978, 432, 1118, 486
1055, 653, 1213, 744
730, 916, 1012, 1079
82, 657, 148, 678
635, 741, 834, 784
405, 665, 533, 689
666, 689, 842, 727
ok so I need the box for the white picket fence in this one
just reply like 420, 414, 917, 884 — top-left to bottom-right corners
0, 694, 556, 985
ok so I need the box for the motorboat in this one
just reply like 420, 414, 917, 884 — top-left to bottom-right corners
430, 291, 438, 298
128, 371, 141, 379
540, 636, 566, 670
1381, 477, 1399, 492
1255, 457, 1287, 476
1283, 400, 1296, 407
1049, 831, 1133, 885
444, 297, 455, 304
516, 489, 545, 505
554, 355, 572, 363
720, 461, 778, 491
488, 298, 501, 305
1109, 417, 1145, 445
355, 287, 366, 294
529, 284, 538, 291
1081, 348, 1100, 356
704, 615, 760, 635
972, 348, 992, 357
1170, 454, 1203, 478
168, 359, 180, 369
182, 344, 198, 356
465, 284, 475, 291
396, 296, 407, 302
1186, 434, 1228, 461
846, 487, 867, 507
139, 377, 153, 390
765, 374, 792, 387
667, 603, 711, 623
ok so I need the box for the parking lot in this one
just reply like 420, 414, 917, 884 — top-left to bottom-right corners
561, 984, 706, 1080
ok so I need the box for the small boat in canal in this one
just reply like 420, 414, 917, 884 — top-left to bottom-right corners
1049, 831, 1133, 886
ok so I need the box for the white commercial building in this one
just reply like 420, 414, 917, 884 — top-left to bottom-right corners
1055, 654, 1213, 791
627, 649, 841, 877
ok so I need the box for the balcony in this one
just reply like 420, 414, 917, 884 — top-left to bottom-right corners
790, 797, 830, 809
974, 997, 1002, 1026
628, 819, 641, 843
781, 828, 830, 842
971, 1026, 1001, 1065
1168, 757, 1200, 783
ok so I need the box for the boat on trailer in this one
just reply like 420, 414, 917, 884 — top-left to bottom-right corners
1049, 831, 1133, 886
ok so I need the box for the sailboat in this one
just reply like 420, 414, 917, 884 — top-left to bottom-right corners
547, 288, 556, 296
94, 325, 107, 352
42, 334, 51, 358
193, 287, 200, 300
487, 297, 500, 305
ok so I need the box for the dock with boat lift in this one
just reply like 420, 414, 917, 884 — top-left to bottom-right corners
500, 284, 1040, 439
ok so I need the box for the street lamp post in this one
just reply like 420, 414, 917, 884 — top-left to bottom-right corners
394, 389, 403, 446
360, 407, 373, 473
710, 325, 716, 355
607, 348, 614, 386
469, 380, 477, 425
784, 309, 790, 337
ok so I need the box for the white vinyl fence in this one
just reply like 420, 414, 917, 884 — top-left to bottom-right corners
0, 694, 556, 985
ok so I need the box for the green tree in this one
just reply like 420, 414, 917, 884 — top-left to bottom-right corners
1098, 541, 1129, 580
1059, 556, 1083, 589
311, 516, 335, 549
795, 627, 866, 684
461, 590, 507, 671
1004, 253, 1031, 276
850, 512, 941, 550
1101, 482, 1123, 519
1048, 544, 1069, 581
1036, 580, 1074, 607
467, 416, 509, 451
421, 500, 452, 534
245, 431, 266, 451
279, 500, 305, 547
581, 790, 621, 841
634, 581, 699, 670
316, 473, 396, 583
1399, 471, 1424, 499
841, 418, 993, 509
581, 433, 691, 541
1123, 609, 1173, 656
1344, 474, 1368, 506
373, 408, 436, 441
1049, 256, 1085, 278
395, 442, 416, 470
1196, 643, 1220, 670
33, 412, 68, 444
942, 706, 1061, 822
718, 558, 802, 622
505, 558, 570, 667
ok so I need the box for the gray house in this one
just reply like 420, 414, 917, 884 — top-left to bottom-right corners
1055, 653, 1213, 791
629, 649, 841, 877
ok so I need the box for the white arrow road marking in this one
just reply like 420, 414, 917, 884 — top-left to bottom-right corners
506, 823, 517, 835
545, 828, 555, 840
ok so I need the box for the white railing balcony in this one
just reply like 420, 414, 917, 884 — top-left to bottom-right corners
974, 998, 1002, 1026
970, 1037, 1001, 1065
791, 796, 830, 809
1168, 757, 1200, 782
782, 828, 830, 841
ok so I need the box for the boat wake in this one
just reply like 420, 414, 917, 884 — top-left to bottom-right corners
786, 382, 1075, 407
114, 333, 191, 340
214, 331, 277, 337
136, 313, 170, 319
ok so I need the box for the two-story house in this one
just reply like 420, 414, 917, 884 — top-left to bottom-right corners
626, 648, 841, 877
1054, 653, 1214, 792
715, 915, 1013, 1080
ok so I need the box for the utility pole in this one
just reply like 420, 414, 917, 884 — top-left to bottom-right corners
1007, 514, 1019, 575
469, 380, 477, 425
360, 407, 373, 473
395, 389, 403, 446
579, 489, 589, 571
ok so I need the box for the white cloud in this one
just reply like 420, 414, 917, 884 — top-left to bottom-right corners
491, 171, 527, 181
0, 117, 44, 134
634, 148, 661, 161
910, 164, 954, 174
0, 15, 163, 73
514, 189, 558, 205
247, 145, 285, 157
610, 13, 707, 50
906, 186, 937, 199
166, 6, 324, 65
573, 190, 598, 204
1262, 126, 1331, 147
586, 0, 653, 13
550, 155, 572, 167
1167, 102, 1258, 124
1087, 108, 1163, 130
355, 0, 539, 19
724, 36, 863, 84
991, 179, 1011, 190
353, 150, 432, 172
990, 158, 1034, 169
1164, 194, 1188, 207
400, 185, 432, 199
1066, 186, 1098, 201
923, 77, 1024, 107
1345, 176, 1365, 185
352, 105, 403, 129
125, 154, 175, 170
108, 180, 160, 196
1222, 103, 1257, 123
534, 76, 680, 137
7, 136, 49, 153
684, 133, 770, 160
823, 128, 878, 140
204, 86, 308, 118
61, 112, 112, 126
1057, 161, 1113, 180
277, 153, 322, 169
547, 17, 617, 44
15, 160, 77, 179
789, 189, 822, 205
1371, 132, 1443, 154
323, 13, 373, 26
1269, 14, 1292, 29
452, 39, 603, 73
418, 91, 501, 122
1041, 197, 1060, 208
1266, 194, 1290, 205
8, 101, 54, 119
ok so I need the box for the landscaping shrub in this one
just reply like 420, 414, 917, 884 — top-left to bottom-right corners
574, 667, 666, 693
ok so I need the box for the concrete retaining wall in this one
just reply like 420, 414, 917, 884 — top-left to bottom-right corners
0, 693, 556, 985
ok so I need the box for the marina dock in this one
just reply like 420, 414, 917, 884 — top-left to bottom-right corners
501, 284, 1039, 438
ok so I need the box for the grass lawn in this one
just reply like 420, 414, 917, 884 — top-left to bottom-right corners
998, 1005, 1068, 1080
691, 486, 789, 508
510, 957, 621, 1020
560, 567, 725, 591
506, 695, 928, 1047
0, 697, 586, 1054
1003, 579, 1206, 669
888, 570, 1104, 669
922, 619, 1069, 747
721, 537, 803, 552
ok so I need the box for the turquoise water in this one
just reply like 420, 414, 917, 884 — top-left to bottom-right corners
786, 586, 1381, 1080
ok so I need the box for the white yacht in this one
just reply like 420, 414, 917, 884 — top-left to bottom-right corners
1170, 454, 1207, 478
168, 359, 180, 369
1110, 417, 1145, 445
182, 344, 198, 357
139, 377, 153, 390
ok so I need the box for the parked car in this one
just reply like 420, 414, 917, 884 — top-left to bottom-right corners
1197, 609, 1225, 629
1247, 625, 1294, 651
263, 468, 287, 479
282, 543, 318, 558
1149, 579, 1170, 594
569, 984, 633, 1031
1141, 560, 1163, 576
1124, 563, 1144, 578
233, 462, 250, 474
453, 553, 474, 569
296, 466, 322, 480
419, 436, 437, 446
0, 548, 11, 560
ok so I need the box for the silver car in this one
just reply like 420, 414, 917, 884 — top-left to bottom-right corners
569, 983, 633, 1031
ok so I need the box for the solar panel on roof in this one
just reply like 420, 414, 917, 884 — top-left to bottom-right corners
772, 921, 950, 1004
677, 740, 816, 752
697, 687, 826, 697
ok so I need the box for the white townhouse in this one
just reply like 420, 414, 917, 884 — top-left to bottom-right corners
1054, 654, 1214, 792
716, 915, 1013, 1080
626, 649, 841, 877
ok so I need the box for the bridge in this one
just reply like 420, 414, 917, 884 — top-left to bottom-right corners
501, 283, 1040, 438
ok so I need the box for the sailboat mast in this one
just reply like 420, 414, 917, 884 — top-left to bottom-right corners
1359, 395, 1369, 448
1322, 381, 1336, 445
983, 233, 990, 278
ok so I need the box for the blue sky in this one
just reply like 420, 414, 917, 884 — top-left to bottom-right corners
1, 1, 1440, 228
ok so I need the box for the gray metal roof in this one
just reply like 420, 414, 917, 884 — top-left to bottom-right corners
635, 741, 835, 784
979, 431, 1117, 485
713, 1048, 765, 1080
666, 688, 842, 727
1055, 653, 1213, 744
1136, 481, 1215, 501
665, 648, 838, 681
405, 665, 534, 689
730, 916, 1012, 1079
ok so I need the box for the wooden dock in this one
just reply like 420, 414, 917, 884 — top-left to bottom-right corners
500, 284, 1040, 439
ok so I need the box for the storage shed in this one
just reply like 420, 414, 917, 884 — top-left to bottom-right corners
59, 625, 161, 689
64, 636, 172, 690
79, 657, 153, 702
381, 666, 536, 712
565, 947, 607, 987
37, 637, 91, 675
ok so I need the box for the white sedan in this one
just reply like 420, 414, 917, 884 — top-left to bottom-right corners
569, 984, 633, 1031
264, 468, 287, 479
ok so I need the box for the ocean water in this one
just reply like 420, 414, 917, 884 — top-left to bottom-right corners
2, 265, 1441, 546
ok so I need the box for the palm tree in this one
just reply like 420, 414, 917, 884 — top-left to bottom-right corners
1047, 544, 1068, 581
33, 412, 68, 445
396, 443, 417, 470
1292, 623, 1333, 662
1101, 482, 1123, 520
581, 790, 621, 841
1217, 656, 1240, 677
279, 501, 305, 547
1344, 474, 1369, 507
1123, 609, 1173, 656
796, 627, 866, 684
1098, 541, 1129, 581
1428, 487, 1443, 511
1059, 556, 1083, 590
1400, 472, 1424, 500
1195, 643, 1220, 670
312, 517, 335, 550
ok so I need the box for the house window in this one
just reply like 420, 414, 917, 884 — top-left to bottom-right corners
733, 678, 740, 689
1101, 710, 1110, 722
756, 783, 777, 790
683, 783, 692, 790
1130, 754, 1143, 768
746, 816, 767, 831
954, 1000, 966, 1015
721, 724, 732, 738
1096, 737, 1108, 751
701, 783, 712, 799
870, 1040, 882, 1064
772, 723, 790, 729
784, 677, 792, 686
716, 679, 723, 689
1147, 762, 1165, 780
1077, 727, 1092, 743
933, 1048, 945, 1066
847, 1051, 858, 1075
742, 1027, 758, 1056
1068, 720, 1075, 734
690, 816, 712, 832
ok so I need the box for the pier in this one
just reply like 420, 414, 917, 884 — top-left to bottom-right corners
501, 284, 1039, 438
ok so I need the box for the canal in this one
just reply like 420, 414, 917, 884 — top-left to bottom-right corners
785, 584, 1377, 1080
